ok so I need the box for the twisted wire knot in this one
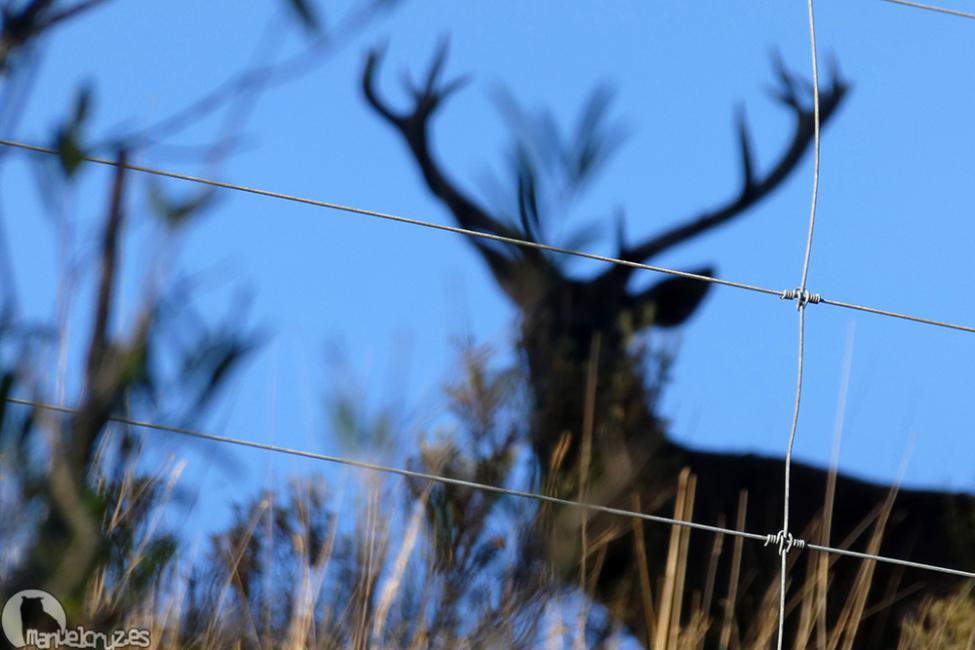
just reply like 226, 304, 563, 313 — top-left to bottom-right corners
781, 287, 821, 309
764, 530, 806, 555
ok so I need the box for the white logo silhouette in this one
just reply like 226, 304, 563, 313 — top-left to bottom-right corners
1, 588, 150, 649
1, 589, 67, 648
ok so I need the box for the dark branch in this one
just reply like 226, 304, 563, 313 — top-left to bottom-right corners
36, 0, 110, 32
1, 0, 109, 70
72, 150, 146, 476
86, 149, 127, 381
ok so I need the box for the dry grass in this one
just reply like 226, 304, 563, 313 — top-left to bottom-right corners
7, 343, 970, 649
80, 465, 968, 649
897, 586, 975, 650
11, 436, 970, 650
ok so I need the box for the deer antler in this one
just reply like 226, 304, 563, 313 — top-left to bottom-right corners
362, 39, 551, 302
363, 40, 509, 238
599, 55, 848, 288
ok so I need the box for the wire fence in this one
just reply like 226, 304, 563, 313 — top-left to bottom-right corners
2, 1, 975, 644
884, 0, 975, 20
1, 137, 973, 335
773, 2, 821, 645
6, 395, 975, 584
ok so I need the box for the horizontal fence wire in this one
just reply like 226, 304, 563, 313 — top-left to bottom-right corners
4, 397, 770, 542
3, 3, 974, 639
884, 0, 975, 19
2, 138, 975, 335
6, 396, 975, 581
0, 139, 776, 297
818, 297, 975, 333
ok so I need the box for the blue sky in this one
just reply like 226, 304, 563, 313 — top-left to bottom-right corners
4, 0, 975, 540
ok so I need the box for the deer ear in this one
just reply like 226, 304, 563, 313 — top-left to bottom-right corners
636, 266, 714, 328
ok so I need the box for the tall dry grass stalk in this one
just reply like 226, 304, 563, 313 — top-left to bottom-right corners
897, 585, 975, 649
654, 467, 690, 650
39, 453, 972, 650
11, 338, 969, 649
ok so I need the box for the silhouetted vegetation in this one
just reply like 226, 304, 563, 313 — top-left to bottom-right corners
2, 3, 974, 649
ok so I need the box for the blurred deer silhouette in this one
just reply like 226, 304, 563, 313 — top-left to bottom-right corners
361, 42, 975, 648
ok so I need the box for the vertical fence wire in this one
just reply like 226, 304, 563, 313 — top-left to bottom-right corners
3, 3, 975, 641
775, 1, 823, 647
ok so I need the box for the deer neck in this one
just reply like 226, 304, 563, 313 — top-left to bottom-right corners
519, 318, 681, 504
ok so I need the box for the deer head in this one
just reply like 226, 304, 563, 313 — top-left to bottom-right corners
363, 40, 847, 477
360, 50, 975, 649
364, 41, 845, 328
